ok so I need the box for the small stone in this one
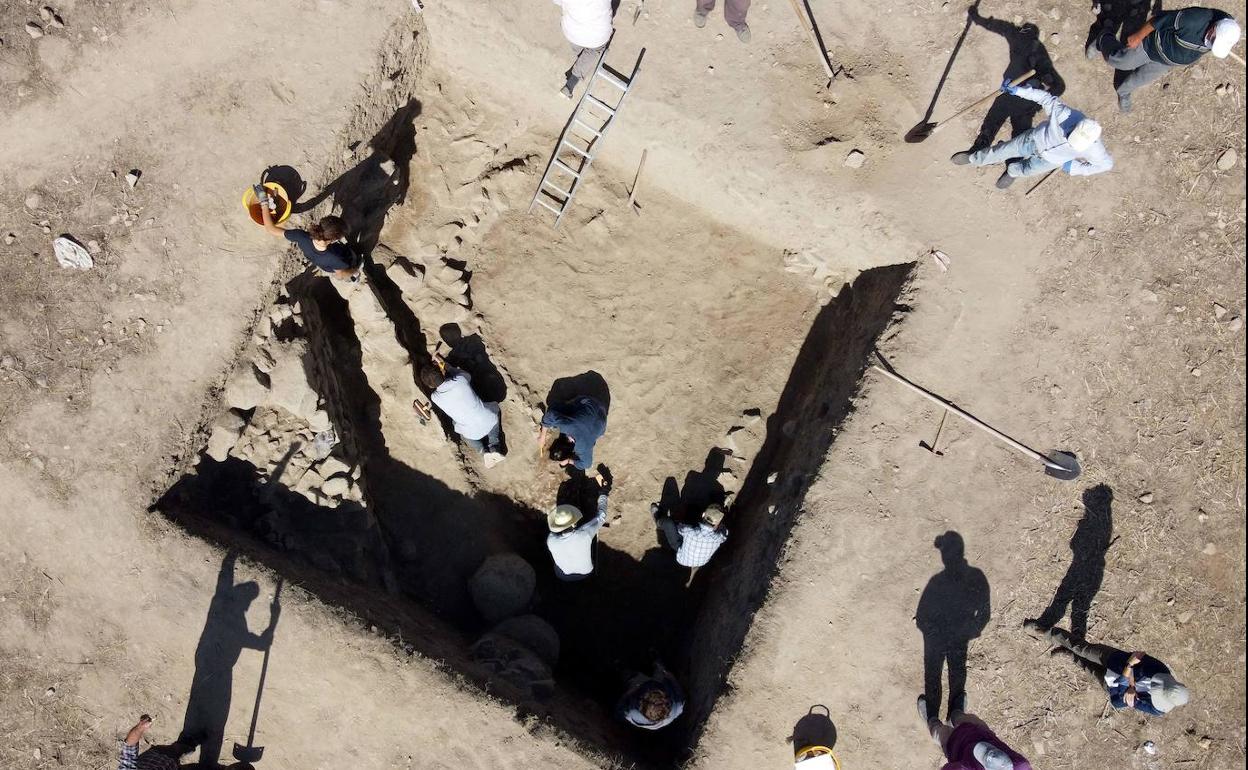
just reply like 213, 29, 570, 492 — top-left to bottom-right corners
716, 33, 724, 41
1177, 610, 1194, 624
1202, 542, 1217, 555
1138, 491, 1154, 504
1191, 367, 1201, 377
24, 193, 42, 210
1050, 33, 1060, 44
86, 239, 101, 254
1141, 741, 1156, 755
44, 686, 55, 697
1216, 149, 1237, 171
843, 149, 866, 169
1198, 511, 1209, 523
3, 233, 15, 245
1214, 83, 1228, 96
1199, 737, 1212, 749
1213, 302, 1228, 318
321, 476, 350, 497
378, 160, 396, 175
1228, 316, 1243, 332
26, 23, 44, 39
767, 471, 778, 484
33, 747, 42, 760
1087, 226, 1096, 236
707, 65, 714, 74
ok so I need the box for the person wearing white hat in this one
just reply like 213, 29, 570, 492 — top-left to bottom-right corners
545, 475, 610, 580
652, 502, 729, 568
917, 695, 1033, 770
1024, 621, 1191, 716
1087, 7, 1240, 112
553, 0, 614, 98
951, 81, 1113, 189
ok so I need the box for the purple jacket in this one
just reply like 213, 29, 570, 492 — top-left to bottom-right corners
942, 721, 1033, 770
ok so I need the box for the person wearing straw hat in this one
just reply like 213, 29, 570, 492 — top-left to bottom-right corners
652, 502, 729, 568
1023, 621, 1190, 716
950, 81, 1113, 189
917, 695, 1033, 770
545, 475, 610, 581
617, 662, 685, 730
1086, 8, 1241, 113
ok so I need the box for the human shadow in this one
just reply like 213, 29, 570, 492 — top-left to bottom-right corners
177, 552, 279, 768
1030, 484, 1114, 639
920, 2, 981, 124
545, 370, 612, 412
292, 99, 422, 258
915, 531, 991, 720
1088, 0, 1163, 89
440, 323, 507, 404
790, 704, 838, 755
968, 7, 1067, 150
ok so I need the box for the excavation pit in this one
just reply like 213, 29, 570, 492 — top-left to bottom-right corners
152, 65, 914, 767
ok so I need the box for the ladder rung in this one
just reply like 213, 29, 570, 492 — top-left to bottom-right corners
552, 159, 581, 177
595, 69, 629, 91
534, 196, 564, 215
561, 139, 591, 158
572, 117, 603, 137
542, 178, 573, 198
583, 95, 616, 115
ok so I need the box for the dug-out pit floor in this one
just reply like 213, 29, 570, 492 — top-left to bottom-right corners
153, 72, 914, 767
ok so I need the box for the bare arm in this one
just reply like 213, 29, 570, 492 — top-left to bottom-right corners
1127, 20, 1156, 48
259, 197, 286, 237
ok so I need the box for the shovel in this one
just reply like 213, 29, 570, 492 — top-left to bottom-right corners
232, 579, 282, 765
905, 69, 1035, 143
870, 362, 1081, 481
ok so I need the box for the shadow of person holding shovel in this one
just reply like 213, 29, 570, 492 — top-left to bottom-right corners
916, 532, 991, 721
177, 552, 280, 768
1027, 484, 1114, 640
967, 6, 1067, 151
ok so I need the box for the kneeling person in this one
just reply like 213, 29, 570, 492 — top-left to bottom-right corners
654, 503, 729, 568
259, 203, 359, 281
421, 365, 505, 468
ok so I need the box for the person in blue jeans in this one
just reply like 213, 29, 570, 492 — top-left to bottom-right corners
1024, 621, 1190, 716
950, 81, 1113, 189
538, 395, 608, 477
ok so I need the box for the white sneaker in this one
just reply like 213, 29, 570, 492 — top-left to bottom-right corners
483, 451, 505, 469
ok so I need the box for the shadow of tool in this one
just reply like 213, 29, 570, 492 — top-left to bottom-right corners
232, 578, 283, 765
178, 552, 280, 767
916, 531, 991, 719
1029, 484, 1115, 639
917, 2, 980, 129
790, 704, 838, 760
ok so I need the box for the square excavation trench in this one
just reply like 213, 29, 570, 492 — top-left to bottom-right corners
153, 69, 914, 767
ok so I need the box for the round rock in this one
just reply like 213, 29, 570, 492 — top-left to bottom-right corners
469, 553, 536, 624
492, 614, 560, 666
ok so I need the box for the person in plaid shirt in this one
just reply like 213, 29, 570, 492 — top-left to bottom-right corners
116, 715, 195, 770
653, 502, 729, 568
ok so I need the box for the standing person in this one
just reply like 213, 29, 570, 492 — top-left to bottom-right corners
259, 200, 359, 281
420, 363, 505, 468
1087, 8, 1240, 113
693, 0, 752, 42
546, 473, 610, 580
917, 698, 1033, 770
950, 81, 1113, 189
538, 395, 608, 476
652, 502, 729, 568
554, 0, 613, 98
617, 662, 686, 730
1024, 621, 1190, 716
117, 715, 197, 770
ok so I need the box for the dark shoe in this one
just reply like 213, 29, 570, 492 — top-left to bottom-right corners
996, 171, 1016, 190
1118, 93, 1132, 113
693, 10, 708, 28
1022, 618, 1048, 635
949, 691, 967, 717
950, 151, 972, 166
650, 502, 662, 521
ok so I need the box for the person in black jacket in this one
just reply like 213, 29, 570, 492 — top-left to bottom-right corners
1087, 7, 1241, 112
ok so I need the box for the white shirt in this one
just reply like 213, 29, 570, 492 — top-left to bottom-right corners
430, 370, 499, 441
554, 0, 613, 48
1013, 85, 1114, 176
546, 494, 608, 579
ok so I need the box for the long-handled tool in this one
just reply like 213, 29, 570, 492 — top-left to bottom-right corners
786, 0, 837, 84
870, 361, 1081, 480
232, 579, 282, 765
905, 69, 1035, 143
1024, 167, 1059, 197
920, 410, 948, 456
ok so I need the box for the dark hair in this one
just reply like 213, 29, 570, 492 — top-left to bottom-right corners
639, 687, 672, 722
419, 366, 445, 391
309, 215, 347, 242
548, 434, 576, 462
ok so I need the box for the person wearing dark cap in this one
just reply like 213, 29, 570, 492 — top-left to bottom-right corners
1087, 7, 1241, 112
1023, 621, 1190, 716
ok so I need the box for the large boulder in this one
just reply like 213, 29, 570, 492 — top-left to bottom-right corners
469, 632, 554, 701
492, 614, 560, 667
468, 553, 535, 624
266, 342, 320, 420
205, 410, 248, 462
223, 364, 269, 410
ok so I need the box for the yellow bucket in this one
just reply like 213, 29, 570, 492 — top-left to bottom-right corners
242, 181, 292, 225
795, 745, 841, 769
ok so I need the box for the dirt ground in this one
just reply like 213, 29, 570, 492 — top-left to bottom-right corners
1, 0, 1244, 769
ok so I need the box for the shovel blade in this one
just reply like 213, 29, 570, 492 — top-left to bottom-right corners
1042, 450, 1081, 481
232, 743, 264, 763
904, 121, 937, 143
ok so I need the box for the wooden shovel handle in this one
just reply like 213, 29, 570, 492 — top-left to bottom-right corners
939, 69, 1036, 126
